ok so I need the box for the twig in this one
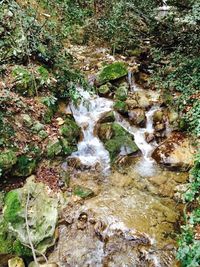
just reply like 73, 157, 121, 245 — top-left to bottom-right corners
25, 191, 39, 266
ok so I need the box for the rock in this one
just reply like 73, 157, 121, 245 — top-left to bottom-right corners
8, 257, 25, 267
98, 84, 110, 96
60, 138, 76, 156
0, 176, 59, 256
153, 110, 164, 124
145, 133, 155, 143
13, 155, 36, 177
0, 150, 17, 170
22, 114, 33, 127
97, 62, 128, 85
126, 91, 150, 109
47, 138, 62, 158
38, 130, 48, 140
29, 262, 58, 267
73, 185, 94, 199
98, 122, 139, 162
152, 132, 195, 171
59, 117, 80, 143
128, 108, 146, 127
98, 111, 115, 124
115, 82, 128, 101
113, 101, 128, 115
154, 122, 165, 132
31, 121, 44, 133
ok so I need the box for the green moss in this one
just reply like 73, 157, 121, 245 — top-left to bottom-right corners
13, 156, 36, 177
73, 185, 94, 199
113, 101, 128, 114
60, 138, 76, 156
59, 118, 80, 144
115, 83, 128, 101
47, 138, 62, 158
98, 84, 110, 95
0, 150, 17, 170
4, 191, 23, 226
99, 122, 139, 162
97, 62, 128, 85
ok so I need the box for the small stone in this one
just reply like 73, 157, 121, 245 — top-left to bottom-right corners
155, 123, 165, 132
56, 117, 65, 126
8, 257, 25, 267
98, 84, 111, 96
22, 114, 33, 127
47, 138, 62, 158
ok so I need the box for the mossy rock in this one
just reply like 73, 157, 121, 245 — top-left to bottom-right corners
31, 121, 44, 133
22, 114, 33, 127
47, 138, 62, 158
13, 156, 36, 177
0, 177, 59, 256
73, 185, 94, 199
113, 101, 128, 115
59, 118, 80, 144
60, 138, 77, 156
98, 122, 139, 162
38, 130, 48, 140
115, 82, 128, 101
0, 150, 17, 171
97, 62, 128, 85
98, 84, 111, 96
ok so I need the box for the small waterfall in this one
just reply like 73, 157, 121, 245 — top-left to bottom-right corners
115, 106, 160, 176
69, 87, 113, 174
128, 70, 140, 92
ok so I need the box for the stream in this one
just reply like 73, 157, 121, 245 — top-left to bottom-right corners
49, 73, 186, 266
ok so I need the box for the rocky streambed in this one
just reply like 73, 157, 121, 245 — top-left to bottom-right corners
0, 46, 196, 267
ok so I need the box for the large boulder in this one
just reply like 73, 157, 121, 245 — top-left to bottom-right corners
0, 176, 60, 256
152, 132, 195, 171
97, 122, 140, 162
96, 62, 128, 85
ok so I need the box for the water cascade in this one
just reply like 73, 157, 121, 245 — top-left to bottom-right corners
69, 87, 113, 174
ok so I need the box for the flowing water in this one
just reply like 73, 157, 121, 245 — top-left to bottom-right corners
69, 87, 113, 174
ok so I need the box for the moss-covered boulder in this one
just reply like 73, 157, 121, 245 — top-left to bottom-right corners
98, 122, 139, 162
98, 84, 111, 96
59, 117, 80, 144
97, 62, 128, 85
13, 156, 36, 177
113, 101, 128, 115
115, 82, 128, 101
0, 176, 60, 256
60, 138, 77, 156
0, 150, 17, 171
47, 138, 62, 158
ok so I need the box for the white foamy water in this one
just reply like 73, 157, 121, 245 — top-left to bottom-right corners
115, 106, 160, 177
69, 87, 113, 174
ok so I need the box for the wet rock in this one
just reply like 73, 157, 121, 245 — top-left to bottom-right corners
0, 150, 17, 171
128, 108, 146, 127
59, 117, 80, 143
153, 110, 164, 124
73, 185, 94, 199
115, 82, 128, 101
97, 62, 128, 85
8, 257, 25, 267
98, 122, 139, 162
145, 132, 155, 143
47, 138, 62, 158
113, 101, 128, 115
126, 90, 160, 109
98, 84, 111, 96
98, 111, 115, 124
152, 132, 195, 171
154, 122, 165, 132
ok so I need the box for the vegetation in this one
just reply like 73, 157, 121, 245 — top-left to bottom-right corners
0, 0, 200, 265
